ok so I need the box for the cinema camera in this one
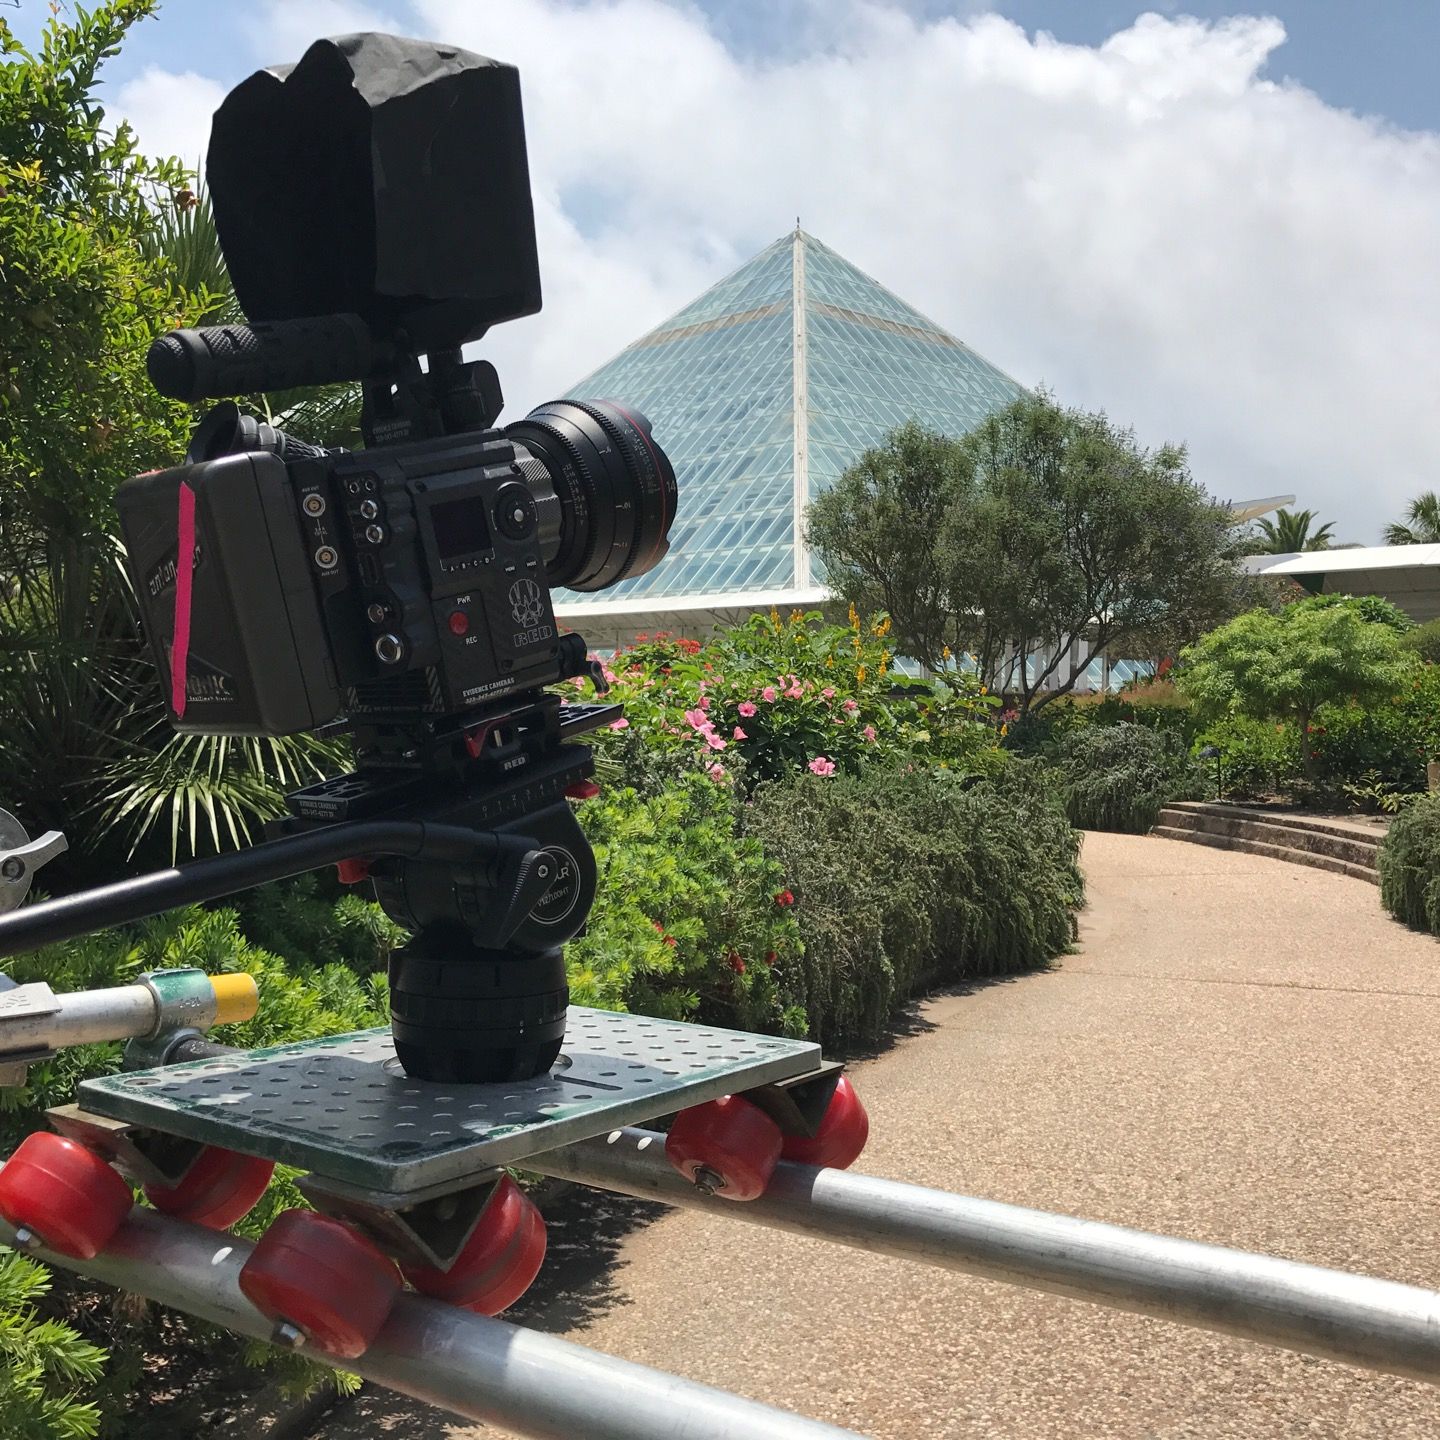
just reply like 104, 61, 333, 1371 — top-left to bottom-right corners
116, 34, 677, 1083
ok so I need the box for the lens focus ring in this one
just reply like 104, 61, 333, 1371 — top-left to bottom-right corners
504, 400, 677, 593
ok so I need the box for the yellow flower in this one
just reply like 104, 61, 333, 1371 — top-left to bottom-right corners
980, 685, 987, 695
848, 601, 860, 630
790, 608, 803, 624
857, 665, 867, 684
826, 655, 834, 667
941, 645, 952, 661
1000, 722, 1008, 736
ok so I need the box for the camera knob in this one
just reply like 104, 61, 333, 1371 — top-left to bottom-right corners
374, 633, 405, 665
493, 481, 537, 541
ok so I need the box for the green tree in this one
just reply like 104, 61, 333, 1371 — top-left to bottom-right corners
1384, 491, 1440, 546
1252, 507, 1336, 553
1177, 597, 1415, 781
807, 395, 1245, 711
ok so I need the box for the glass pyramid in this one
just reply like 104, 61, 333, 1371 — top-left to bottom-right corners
556, 229, 1026, 611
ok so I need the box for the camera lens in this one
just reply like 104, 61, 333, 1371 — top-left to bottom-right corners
503, 400, 677, 592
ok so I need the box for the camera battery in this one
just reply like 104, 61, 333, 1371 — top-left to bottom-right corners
117, 453, 341, 735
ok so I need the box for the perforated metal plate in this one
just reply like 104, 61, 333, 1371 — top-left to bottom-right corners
77, 1007, 820, 1195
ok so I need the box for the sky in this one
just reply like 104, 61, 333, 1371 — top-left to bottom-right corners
10, 0, 1440, 543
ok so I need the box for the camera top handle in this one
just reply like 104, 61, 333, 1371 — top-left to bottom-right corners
148, 314, 396, 404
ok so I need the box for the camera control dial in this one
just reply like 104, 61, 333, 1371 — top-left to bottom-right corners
493, 481, 536, 541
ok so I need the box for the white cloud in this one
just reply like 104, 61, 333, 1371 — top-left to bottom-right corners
116, 3, 1440, 542
113, 66, 226, 169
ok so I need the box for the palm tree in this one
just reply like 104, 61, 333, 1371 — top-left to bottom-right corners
1252, 508, 1336, 554
1384, 492, 1440, 546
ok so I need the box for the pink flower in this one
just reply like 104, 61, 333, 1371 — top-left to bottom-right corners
697, 695, 710, 710
732, 725, 748, 740
705, 732, 728, 751
822, 687, 835, 699
863, 725, 877, 742
738, 701, 758, 717
761, 686, 778, 703
707, 762, 727, 781
602, 667, 618, 685
808, 756, 837, 777
843, 699, 859, 713
609, 716, 630, 731
683, 708, 708, 730
785, 684, 804, 699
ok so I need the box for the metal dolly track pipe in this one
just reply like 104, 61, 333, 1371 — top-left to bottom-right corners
0, 1200, 862, 1440
531, 1127, 1440, 1385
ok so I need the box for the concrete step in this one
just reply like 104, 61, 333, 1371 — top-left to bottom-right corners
1163, 801, 1387, 847
1154, 806, 1380, 870
1148, 825, 1380, 885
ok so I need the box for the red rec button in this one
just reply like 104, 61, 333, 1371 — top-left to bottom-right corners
448, 610, 470, 637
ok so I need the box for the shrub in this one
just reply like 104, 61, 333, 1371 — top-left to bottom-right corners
1379, 796, 1440, 936
1194, 715, 1299, 799
745, 761, 1082, 1045
1057, 722, 1207, 832
0, 1247, 107, 1440
1295, 591, 1414, 633
1309, 664, 1440, 794
1402, 619, 1440, 665
1178, 599, 1417, 782
588, 609, 1003, 793
1004, 680, 1197, 758
569, 775, 804, 1035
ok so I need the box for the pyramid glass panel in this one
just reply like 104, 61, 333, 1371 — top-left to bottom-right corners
556, 230, 1026, 609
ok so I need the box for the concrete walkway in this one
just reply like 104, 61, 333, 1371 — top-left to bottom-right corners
335, 832, 1440, 1438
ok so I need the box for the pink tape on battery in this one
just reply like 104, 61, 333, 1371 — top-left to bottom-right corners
171, 481, 197, 717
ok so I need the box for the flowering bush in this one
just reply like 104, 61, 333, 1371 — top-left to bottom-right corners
567, 775, 805, 1036
585, 608, 1002, 791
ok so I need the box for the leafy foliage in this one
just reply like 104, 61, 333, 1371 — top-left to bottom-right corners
1250, 507, 1336, 553
745, 762, 1082, 1044
1384, 491, 1440, 547
1294, 591, 1413, 633
1378, 796, 1440, 936
0, 1247, 106, 1440
1193, 715, 1300, 799
588, 608, 1002, 793
568, 775, 804, 1035
1401, 618, 1440, 664
1055, 722, 1207, 832
1177, 597, 1417, 779
807, 396, 1250, 711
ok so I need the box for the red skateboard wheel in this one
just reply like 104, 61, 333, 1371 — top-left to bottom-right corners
0, 1131, 133, 1259
665, 1095, 782, 1201
144, 1146, 275, 1230
238, 1210, 402, 1359
780, 1075, 870, 1170
402, 1175, 547, 1316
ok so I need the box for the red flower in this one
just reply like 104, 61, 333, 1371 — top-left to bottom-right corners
727, 951, 746, 974
652, 920, 665, 932
764, 951, 778, 967
774, 889, 795, 907
664, 935, 677, 948
677, 637, 702, 655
